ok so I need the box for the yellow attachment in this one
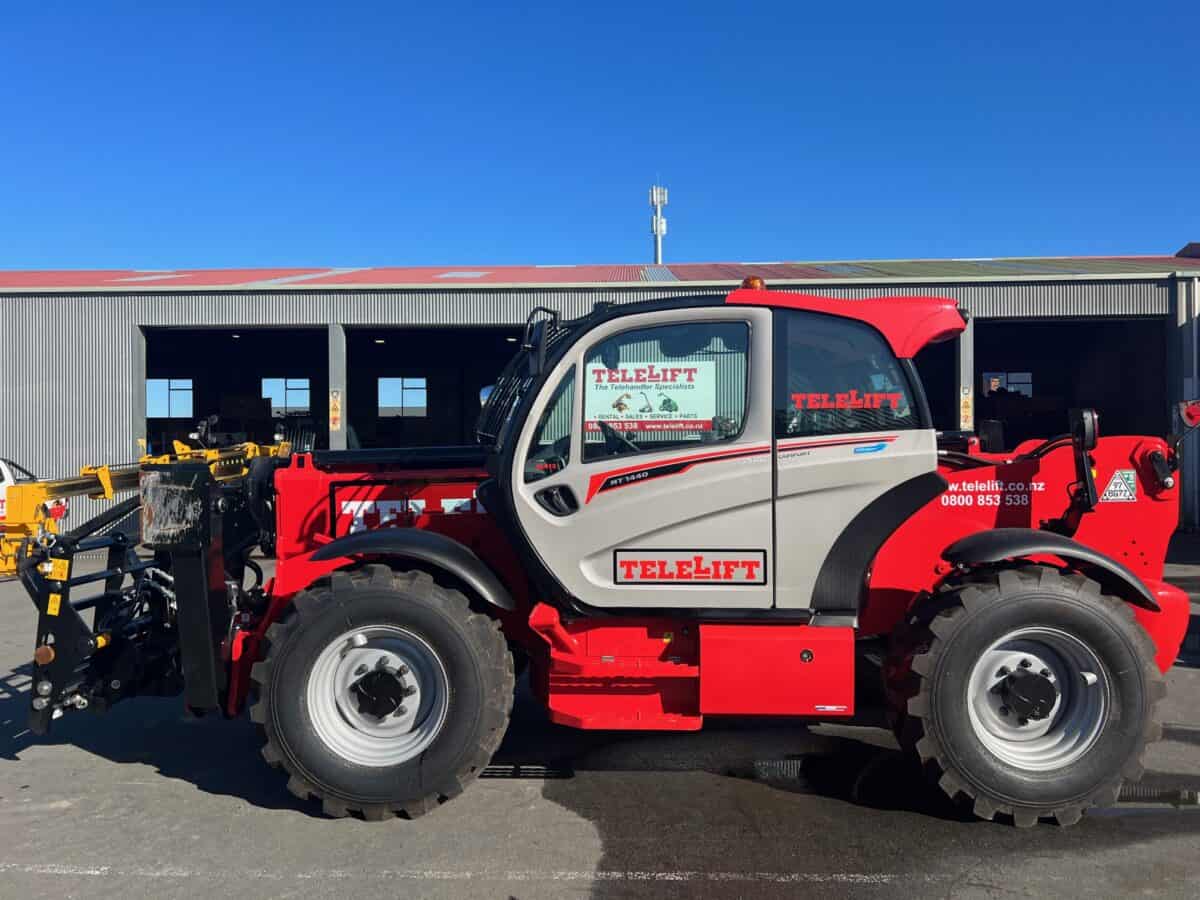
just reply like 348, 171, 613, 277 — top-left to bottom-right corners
1, 441, 284, 577
79, 464, 117, 500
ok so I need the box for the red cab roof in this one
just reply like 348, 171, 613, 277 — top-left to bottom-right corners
725, 287, 965, 358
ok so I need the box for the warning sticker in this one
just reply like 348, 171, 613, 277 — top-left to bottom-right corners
1100, 469, 1138, 503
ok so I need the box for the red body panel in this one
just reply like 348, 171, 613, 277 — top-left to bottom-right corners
865, 435, 1185, 673
699, 624, 854, 717
526, 605, 855, 727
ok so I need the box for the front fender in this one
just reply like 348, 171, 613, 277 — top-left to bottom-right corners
942, 527, 1159, 611
309, 528, 515, 611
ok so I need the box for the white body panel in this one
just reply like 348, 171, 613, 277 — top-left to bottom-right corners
773, 428, 937, 608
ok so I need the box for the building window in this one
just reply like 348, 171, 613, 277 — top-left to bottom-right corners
146, 378, 193, 419
262, 378, 311, 416
379, 377, 427, 418
982, 372, 1033, 398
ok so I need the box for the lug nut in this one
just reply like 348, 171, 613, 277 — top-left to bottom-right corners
394, 706, 407, 717
36, 680, 53, 697
354, 664, 367, 676
996, 666, 1010, 678
1018, 717, 1029, 726
1039, 668, 1051, 678
397, 664, 409, 676
999, 706, 1010, 716
403, 685, 417, 697
1019, 659, 1032, 669
31, 696, 49, 711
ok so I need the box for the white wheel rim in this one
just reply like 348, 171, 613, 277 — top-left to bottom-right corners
306, 625, 450, 768
966, 626, 1110, 772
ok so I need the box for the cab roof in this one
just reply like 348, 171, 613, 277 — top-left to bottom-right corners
726, 287, 965, 358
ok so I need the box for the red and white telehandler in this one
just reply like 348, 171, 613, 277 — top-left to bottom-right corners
13, 283, 1193, 827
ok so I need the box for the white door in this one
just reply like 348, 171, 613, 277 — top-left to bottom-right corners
510, 307, 775, 609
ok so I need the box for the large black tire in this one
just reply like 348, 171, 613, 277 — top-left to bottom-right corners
888, 565, 1164, 827
250, 565, 514, 820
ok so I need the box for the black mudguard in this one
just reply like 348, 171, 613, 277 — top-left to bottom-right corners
310, 529, 515, 611
942, 527, 1159, 611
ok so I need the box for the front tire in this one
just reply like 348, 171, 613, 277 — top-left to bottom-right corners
250, 565, 514, 820
892, 566, 1164, 827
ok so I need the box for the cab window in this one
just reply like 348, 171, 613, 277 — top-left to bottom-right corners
775, 309, 920, 437
582, 321, 749, 461
524, 367, 575, 483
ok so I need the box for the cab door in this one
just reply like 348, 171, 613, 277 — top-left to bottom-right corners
771, 308, 940, 610
510, 306, 774, 609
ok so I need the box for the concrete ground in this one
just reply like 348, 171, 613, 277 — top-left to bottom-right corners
2, 552, 1200, 899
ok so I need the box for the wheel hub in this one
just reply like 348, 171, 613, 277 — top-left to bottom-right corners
996, 667, 1059, 722
306, 625, 450, 768
350, 667, 413, 720
966, 627, 1110, 772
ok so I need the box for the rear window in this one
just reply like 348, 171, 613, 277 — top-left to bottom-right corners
774, 309, 921, 437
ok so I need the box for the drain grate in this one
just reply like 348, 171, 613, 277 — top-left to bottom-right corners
753, 758, 806, 782
1119, 783, 1200, 806
481, 763, 574, 780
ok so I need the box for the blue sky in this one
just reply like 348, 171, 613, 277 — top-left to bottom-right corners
1, 2, 1196, 269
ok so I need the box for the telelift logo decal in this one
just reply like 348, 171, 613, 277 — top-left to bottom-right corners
615, 550, 768, 585
791, 391, 903, 411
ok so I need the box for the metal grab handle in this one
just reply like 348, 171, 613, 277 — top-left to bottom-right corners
534, 485, 578, 517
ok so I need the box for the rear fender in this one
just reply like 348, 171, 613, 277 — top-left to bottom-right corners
942, 527, 1159, 611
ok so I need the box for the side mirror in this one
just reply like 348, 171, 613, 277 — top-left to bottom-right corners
1068, 408, 1099, 513
523, 320, 547, 376
1069, 408, 1099, 451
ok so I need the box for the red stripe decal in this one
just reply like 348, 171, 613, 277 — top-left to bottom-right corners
585, 444, 770, 503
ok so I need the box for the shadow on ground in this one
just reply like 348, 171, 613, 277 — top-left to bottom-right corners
5, 663, 1200, 898
0, 662, 308, 814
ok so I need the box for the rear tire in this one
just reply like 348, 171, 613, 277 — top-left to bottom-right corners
250, 565, 514, 820
889, 566, 1164, 827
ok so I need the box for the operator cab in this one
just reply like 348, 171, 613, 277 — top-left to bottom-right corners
477, 283, 964, 616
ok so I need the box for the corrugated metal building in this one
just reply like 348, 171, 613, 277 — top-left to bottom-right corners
3, 246, 1200, 521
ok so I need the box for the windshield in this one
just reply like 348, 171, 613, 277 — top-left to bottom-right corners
476, 350, 536, 451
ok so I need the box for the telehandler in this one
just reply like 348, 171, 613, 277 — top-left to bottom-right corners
11, 283, 1192, 827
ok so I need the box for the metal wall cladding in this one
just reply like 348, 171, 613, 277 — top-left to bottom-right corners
0, 278, 1174, 521
771, 279, 1171, 319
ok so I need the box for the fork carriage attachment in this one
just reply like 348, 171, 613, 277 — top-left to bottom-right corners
19, 461, 266, 733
